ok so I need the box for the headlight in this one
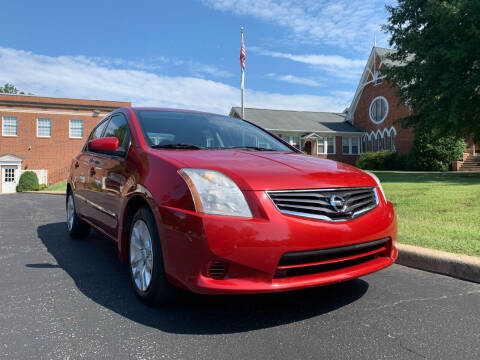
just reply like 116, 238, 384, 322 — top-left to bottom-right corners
365, 171, 387, 202
178, 168, 252, 218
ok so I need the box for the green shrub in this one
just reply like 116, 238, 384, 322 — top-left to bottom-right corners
16, 171, 39, 192
39, 184, 47, 190
356, 150, 404, 170
407, 128, 466, 171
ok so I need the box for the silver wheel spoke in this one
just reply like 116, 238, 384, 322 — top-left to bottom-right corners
130, 256, 142, 268
133, 268, 142, 290
141, 266, 147, 291
144, 267, 152, 288
131, 235, 142, 251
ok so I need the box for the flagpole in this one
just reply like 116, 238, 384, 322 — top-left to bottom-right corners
240, 26, 245, 120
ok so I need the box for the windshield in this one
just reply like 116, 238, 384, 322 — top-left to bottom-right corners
135, 110, 295, 152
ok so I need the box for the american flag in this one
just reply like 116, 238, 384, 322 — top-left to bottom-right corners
240, 32, 246, 70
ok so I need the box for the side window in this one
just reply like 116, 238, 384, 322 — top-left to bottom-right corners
89, 119, 109, 141
103, 114, 130, 152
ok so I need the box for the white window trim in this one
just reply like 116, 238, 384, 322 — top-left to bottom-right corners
342, 136, 360, 155
69, 119, 84, 139
37, 117, 52, 138
373, 71, 386, 86
390, 133, 396, 151
2, 116, 18, 137
369, 96, 389, 124
278, 133, 300, 149
316, 136, 336, 155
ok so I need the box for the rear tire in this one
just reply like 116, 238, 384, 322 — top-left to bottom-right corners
66, 192, 90, 238
129, 207, 178, 305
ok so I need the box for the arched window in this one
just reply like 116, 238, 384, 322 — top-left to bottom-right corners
383, 133, 387, 150
390, 132, 396, 151
371, 136, 376, 152
377, 134, 381, 151
362, 136, 368, 152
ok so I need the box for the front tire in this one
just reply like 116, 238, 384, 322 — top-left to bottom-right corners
129, 207, 177, 305
66, 192, 90, 238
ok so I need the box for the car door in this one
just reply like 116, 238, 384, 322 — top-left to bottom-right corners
84, 113, 131, 237
72, 118, 109, 217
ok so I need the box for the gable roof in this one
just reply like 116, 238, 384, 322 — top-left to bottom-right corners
229, 107, 364, 134
347, 46, 413, 123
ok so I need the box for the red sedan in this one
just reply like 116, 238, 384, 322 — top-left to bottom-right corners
67, 108, 397, 304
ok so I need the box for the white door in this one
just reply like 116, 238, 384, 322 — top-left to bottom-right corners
2, 166, 17, 193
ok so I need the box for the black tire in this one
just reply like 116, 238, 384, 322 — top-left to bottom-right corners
129, 207, 178, 305
66, 192, 90, 239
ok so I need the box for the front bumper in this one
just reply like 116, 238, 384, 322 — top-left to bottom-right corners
158, 191, 397, 294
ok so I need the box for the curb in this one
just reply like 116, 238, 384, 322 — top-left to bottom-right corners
396, 243, 480, 283
22, 191, 66, 195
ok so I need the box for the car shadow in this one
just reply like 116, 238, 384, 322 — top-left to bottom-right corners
32, 222, 369, 335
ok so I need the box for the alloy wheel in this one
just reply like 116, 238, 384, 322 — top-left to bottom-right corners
67, 195, 75, 231
130, 220, 154, 292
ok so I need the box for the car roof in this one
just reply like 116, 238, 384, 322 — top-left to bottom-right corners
130, 107, 225, 117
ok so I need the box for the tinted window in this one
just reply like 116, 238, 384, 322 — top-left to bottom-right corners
90, 120, 108, 140
135, 110, 293, 152
104, 114, 129, 151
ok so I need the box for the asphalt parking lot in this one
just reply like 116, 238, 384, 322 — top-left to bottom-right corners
0, 193, 479, 360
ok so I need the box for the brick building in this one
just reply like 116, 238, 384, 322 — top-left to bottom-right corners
231, 46, 479, 167
346, 47, 414, 156
229, 107, 364, 165
0, 94, 130, 193
347, 47, 478, 167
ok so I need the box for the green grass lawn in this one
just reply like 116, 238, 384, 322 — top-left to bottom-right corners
44, 180, 67, 192
374, 172, 480, 257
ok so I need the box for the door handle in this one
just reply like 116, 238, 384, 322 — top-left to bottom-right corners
89, 167, 96, 176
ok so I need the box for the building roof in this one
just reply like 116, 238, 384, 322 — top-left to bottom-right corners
0, 94, 130, 111
229, 107, 364, 134
346, 46, 414, 122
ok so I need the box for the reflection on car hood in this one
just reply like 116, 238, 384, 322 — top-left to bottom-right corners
155, 150, 376, 191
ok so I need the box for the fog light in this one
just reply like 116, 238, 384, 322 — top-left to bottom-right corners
207, 261, 228, 279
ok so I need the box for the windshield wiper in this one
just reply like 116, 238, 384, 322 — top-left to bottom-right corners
225, 146, 278, 151
152, 143, 204, 150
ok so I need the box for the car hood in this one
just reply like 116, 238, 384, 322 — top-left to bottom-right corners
155, 150, 376, 191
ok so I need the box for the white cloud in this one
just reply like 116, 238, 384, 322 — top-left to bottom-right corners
254, 48, 364, 68
187, 62, 233, 78
91, 55, 233, 78
0, 46, 352, 114
200, 0, 391, 49
265, 73, 322, 87
253, 47, 364, 80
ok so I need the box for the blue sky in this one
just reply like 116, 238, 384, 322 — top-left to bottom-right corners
0, 0, 394, 114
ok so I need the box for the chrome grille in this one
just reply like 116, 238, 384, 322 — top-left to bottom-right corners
267, 187, 378, 221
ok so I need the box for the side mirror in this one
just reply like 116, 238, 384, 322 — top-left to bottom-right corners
88, 137, 119, 152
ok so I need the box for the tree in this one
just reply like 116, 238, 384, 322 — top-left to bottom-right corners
382, 0, 480, 142
0, 83, 25, 94
407, 126, 466, 171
